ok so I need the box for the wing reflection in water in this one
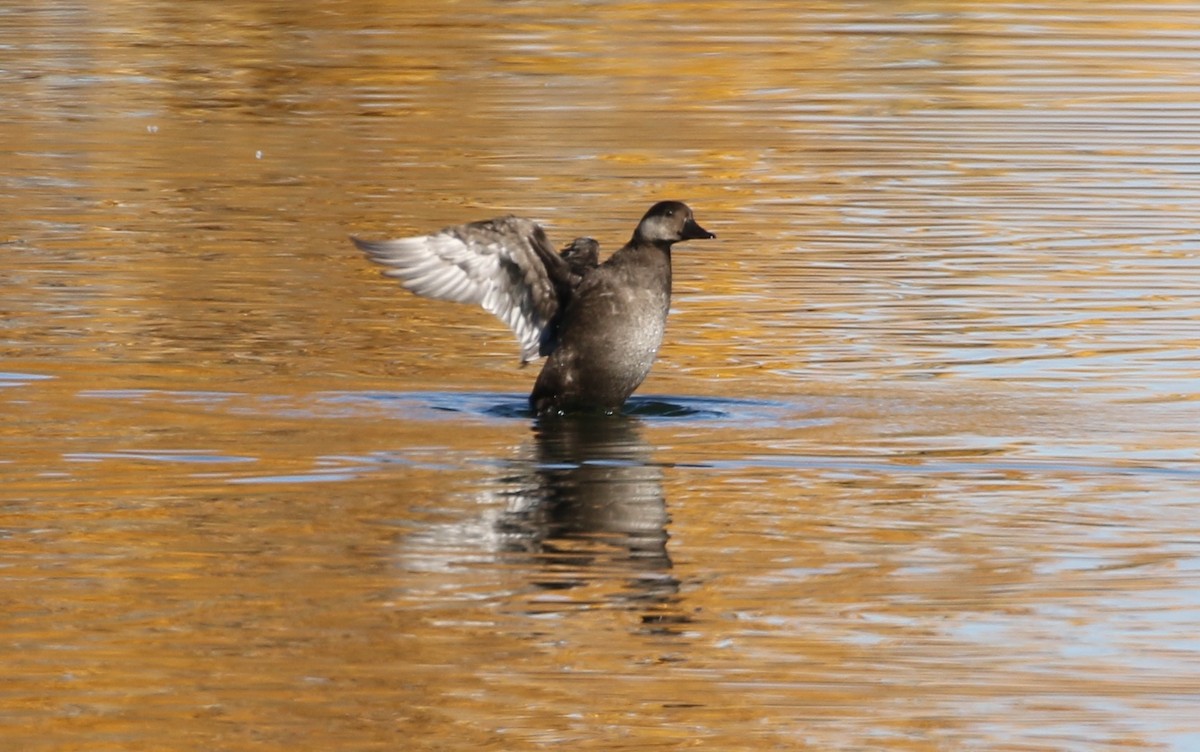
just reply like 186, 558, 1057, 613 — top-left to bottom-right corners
496, 415, 682, 622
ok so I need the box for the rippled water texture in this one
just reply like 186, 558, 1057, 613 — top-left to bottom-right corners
3, 2, 1199, 750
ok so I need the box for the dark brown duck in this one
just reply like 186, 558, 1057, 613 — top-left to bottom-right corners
352, 201, 714, 415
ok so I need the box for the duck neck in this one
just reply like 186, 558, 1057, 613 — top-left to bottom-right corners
613, 239, 672, 291
637, 240, 674, 297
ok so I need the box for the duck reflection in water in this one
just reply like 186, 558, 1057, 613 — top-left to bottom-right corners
496, 414, 687, 629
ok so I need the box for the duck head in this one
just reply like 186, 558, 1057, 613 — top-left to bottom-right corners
634, 201, 715, 247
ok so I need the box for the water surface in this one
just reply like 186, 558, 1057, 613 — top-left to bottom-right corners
2, 2, 1199, 750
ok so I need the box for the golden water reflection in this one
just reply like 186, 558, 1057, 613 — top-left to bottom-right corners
3, 1, 1199, 749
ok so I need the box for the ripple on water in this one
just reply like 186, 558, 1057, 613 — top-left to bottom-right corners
0, 371, 55, 388
338, 390, 808, 425
66, 387, 1194, 485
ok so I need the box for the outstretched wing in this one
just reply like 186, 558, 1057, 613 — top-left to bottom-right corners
353, 215, 566, 363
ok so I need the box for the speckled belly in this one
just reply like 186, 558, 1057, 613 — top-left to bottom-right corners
535, 287, 669, 410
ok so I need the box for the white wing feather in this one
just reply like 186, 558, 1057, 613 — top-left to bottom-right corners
353, 217, 560, 363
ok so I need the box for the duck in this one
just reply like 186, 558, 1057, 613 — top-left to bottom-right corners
352, 201, 714, 415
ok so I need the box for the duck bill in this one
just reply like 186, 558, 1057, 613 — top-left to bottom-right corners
681, 218, 716, 240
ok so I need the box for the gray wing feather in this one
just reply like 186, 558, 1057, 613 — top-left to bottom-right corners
353, 216, 560, 363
